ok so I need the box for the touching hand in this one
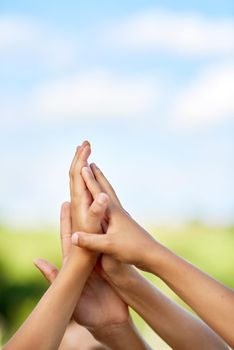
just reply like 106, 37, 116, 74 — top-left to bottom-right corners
71, 163, 160, 272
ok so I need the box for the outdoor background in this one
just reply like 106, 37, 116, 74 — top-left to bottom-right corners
0, 0, 233, 348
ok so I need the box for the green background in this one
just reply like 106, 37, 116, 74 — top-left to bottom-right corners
1, 224, 233, 348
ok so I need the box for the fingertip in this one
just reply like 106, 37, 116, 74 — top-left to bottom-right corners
60, 201, 71, 219
90, 162, 96, 169
33, 258, 46, 269
82, 140, 90, 147
97, 192, 109, 205
33, 258, 39, 267
82, 166, 92, 176
61, 201, 70, 209
80, 144, 91, 162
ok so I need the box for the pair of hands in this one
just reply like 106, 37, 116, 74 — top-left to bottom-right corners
34, 140, 152, 332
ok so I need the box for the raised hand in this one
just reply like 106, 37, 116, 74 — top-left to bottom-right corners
71, 163, 159, 271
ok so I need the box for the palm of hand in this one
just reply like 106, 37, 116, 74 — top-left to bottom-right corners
73, 268, 129, 329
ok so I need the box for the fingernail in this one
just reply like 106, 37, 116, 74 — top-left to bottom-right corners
72, 233, 79, 245
97, 193, 108, 205
33, 258, 45, 266
82, 166, 91, 175
92, 163, 99, 170
82, 140, 90, 149
33, 258, 49, 272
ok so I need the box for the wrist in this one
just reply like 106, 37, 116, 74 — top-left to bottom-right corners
90, 317, 147, 350
90, 317, 131, 337
67, 246, 97, 271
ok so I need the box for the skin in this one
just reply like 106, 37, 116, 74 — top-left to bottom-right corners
71, 160, 232, 348
3, 195, 107, 350
36, 142, 150, 350
58, 322, 106, 350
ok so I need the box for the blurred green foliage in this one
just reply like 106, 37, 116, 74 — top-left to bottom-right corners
0, 224, 234, 346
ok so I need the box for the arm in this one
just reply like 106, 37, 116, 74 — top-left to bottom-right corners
147, 243, 234, 348
71, 162, 232, 348
3, 248, 95, 350
101, 257, 228, 350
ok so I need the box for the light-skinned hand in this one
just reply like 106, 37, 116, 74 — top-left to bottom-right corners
71, 163, 161, 272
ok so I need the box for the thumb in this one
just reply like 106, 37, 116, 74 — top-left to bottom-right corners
71, 232, 112, 255
33, 258, 59, 284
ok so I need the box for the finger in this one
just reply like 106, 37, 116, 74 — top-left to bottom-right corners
88, 193, 109, 228
60, 202, 72, 260
69, 141, 90, 194
72, 144, 91, 197
33, 258, 59, 283
69, 143, 86, 183
90, 163, 122, 208
69, 146, 80, 178
81, 166, 102, 198
80, 143, 91, 162
71, 232, 113, 255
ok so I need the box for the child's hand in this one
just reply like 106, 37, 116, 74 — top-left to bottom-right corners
71, 163, 159, 272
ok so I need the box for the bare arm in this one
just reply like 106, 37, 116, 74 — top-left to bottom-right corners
101, 258, 228, 350
3, 250, 95, 350
71, 162, 232, 348
147, 242, 234, 348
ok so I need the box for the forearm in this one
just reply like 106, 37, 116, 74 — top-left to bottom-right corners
148, 242, 234, 347
90, 317, 151, 350
106, 266, 227, 350
4, 252, 95, 350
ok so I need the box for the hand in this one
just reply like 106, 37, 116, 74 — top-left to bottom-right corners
69, 141, 108, 235
34, 201, 129, 330
71, 163, 160, 272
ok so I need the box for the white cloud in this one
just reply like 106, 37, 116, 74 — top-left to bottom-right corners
171, 63, 234, 128
27, 71, 161, 121
0, 71, 161, 125
0, 15, 77, 70
105, 10, 234, 57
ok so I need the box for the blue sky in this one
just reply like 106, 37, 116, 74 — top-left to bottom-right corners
0, 0, 233, 227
